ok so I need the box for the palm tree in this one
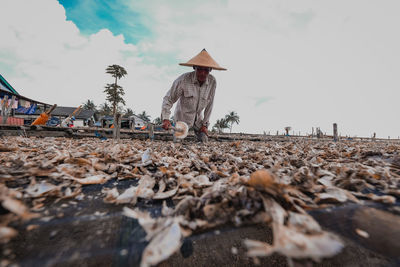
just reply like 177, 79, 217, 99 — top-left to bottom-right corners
225, 111, 240, 133
124, 108, 134, 117
213, 118, 229, 134
104, 64, 127, 115
106, 64, 127, 86
104, 83, 126, 115
153, 117, 162, 125
138, 111, 151, 122
104, 64, 127, 139
99, 102, 112, 116
82, 99, 96, 111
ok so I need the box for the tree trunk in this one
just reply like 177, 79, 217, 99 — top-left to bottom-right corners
113, 113, 121, 140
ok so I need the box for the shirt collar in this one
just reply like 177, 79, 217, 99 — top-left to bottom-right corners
191, 71, 209, 86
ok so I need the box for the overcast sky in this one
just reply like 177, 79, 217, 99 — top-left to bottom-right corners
1, 0, 399, 138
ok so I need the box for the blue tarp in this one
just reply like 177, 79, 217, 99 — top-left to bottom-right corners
26, 103, 37, 114
15, 103, 37, 114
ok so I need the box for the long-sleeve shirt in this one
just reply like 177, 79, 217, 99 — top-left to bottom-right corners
161, 71, 216, 129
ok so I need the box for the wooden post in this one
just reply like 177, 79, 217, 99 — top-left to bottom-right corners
312, 127, 314, 137
148, 122, 154, 141
333, 123, 338, 142
130, 117, 135, 131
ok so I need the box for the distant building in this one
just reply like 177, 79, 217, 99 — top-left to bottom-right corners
50, 107, 95, 127
98, 114, 146, 129
0, 74, 19, 94
129, 115, 146, 128
14, 106, 95, 126
1, 74, 51, 125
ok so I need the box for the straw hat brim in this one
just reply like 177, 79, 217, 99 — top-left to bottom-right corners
179, 49, 227, 71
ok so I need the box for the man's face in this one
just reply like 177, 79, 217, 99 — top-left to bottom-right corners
195, 66, 211, 83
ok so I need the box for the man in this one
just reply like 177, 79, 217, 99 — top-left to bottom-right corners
161, 49, 227, 142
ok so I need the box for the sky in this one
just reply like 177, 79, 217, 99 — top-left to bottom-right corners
1, 0, 399, 138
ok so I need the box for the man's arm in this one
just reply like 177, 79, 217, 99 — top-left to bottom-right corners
161, 79, 182, 121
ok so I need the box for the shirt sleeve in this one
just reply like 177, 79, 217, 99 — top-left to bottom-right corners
202, 79, 216, 127
161, 78, 182, 121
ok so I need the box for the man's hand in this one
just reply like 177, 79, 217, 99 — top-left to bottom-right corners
162, 119, 171, 130
200, 125, 208, 136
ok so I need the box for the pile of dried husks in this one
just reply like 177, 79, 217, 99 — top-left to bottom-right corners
1, 136, 399, 266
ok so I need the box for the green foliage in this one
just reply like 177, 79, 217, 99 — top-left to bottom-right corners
225, 111, 240, 133
138, 111, 151, 122
212, 118, 229, 133
106, 64, 127, 81
82, 99, 97, 111
124, 108, 134, 117
104, 83, 126, 114
104, 64, 127, 116
99, 102, 112, 116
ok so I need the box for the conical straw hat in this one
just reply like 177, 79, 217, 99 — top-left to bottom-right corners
179, 49, 227, 71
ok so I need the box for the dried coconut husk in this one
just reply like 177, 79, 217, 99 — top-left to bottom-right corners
1, 198, 39, 220
247, 169, 286, 196
246, 196, 344, 261
72, 174, 110, 185
245, 225, 343, 261
0, 226, 18, 243
123, 207, 188, 267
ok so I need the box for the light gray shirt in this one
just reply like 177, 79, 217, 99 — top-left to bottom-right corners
161, 71, 216, 128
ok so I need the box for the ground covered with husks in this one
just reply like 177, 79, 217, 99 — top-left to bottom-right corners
0, 136, 399, 266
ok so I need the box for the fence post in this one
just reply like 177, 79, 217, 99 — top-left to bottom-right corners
148, 122, 154, 141
333, 123, 338, 142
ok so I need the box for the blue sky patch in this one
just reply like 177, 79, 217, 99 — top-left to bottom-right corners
58, 0, 152, 45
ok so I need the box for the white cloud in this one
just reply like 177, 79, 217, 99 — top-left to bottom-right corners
1, 0, 400, 138
0, 0, 170, 119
